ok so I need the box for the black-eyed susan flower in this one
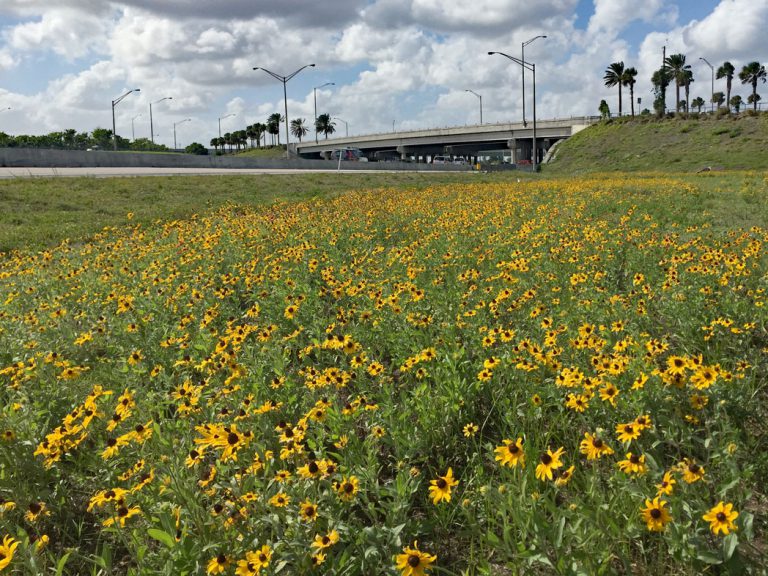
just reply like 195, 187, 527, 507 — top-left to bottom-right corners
300, 500, 319, 522
616, 422, 641, 443
617, 452, 647, 476
207, 554, 230, 574
463, 423, 479, 437
0, 535, 20, 571
494, 438, 525, 468
25, 501, 50, 522
679, 458, 705, 484
702, 502, 739, 535
335, 476, 360, 502
535, 447, 565, 481
428, 468, 459, 504
641, 497, 672, 532
268, 492, 290, 508
579, 432, 614, 460
311, 529, 339, 551
656, 471, 676, 496
395, 541, 437, 576
554, 465, 575, 487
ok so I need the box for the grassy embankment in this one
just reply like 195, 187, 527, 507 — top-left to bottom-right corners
546, 112, 768, 174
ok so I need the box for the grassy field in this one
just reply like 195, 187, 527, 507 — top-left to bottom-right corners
0, 172, 482, 253
0, 172, 767, 575
232, 147, 287, 159
546, 113, 768, 174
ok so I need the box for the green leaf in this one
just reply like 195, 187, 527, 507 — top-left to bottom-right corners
721, 533, 738, 561
147, 528, 176, 549
695, 550, 723, 565
55, 552, 72, 576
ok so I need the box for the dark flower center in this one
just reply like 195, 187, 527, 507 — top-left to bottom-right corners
650, 508, 661, 519
259, 554, 267, 562
344, 482, 355, 493
540, 453, 552, 465
117, 506, 129, 517
508, 444, 519, 454
227, 432, 239, 445
322, 536, 330, 545
135, 425, 144, 433
29, 502, 42, 514
630, 455, 641, 464
593, 439, 603, 448
716, 512, 727, 522
408, 555, 421, 567
308, 461, 319, 474
688, 464, 699, 473
216, 554, 226, 564
436, 478, 447, 489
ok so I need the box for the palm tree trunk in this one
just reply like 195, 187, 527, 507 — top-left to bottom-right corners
676, 80, 681, 112
726, 78, 732, 111
753, 80, 758, 111
618, 85, 622, 116
630, 85, 635, 116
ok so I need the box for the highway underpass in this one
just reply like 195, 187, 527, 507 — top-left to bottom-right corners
295, 116, 599, 163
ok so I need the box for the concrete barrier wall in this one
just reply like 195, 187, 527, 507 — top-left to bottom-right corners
0, 148, 469, 172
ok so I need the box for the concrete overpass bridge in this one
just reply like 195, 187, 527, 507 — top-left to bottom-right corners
295, 116, 599, 163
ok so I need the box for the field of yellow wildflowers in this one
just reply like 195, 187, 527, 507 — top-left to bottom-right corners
1, 175, 766, 575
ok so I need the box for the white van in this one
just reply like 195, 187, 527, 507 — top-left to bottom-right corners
433, 155, 449, 164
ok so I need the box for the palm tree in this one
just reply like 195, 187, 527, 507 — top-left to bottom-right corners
267, 113, 283, 145
716, 61, 735, 110
729, 95, 743, 113
712, 91, 725, 109
603, 61, 625, 116
664, 53, 692, 113
223, 132, 233, 153
315, 113, 336, 139
683, 69, 694, 114
739, 61, 767, 111
691, 96, 705, 113
210, 137, 219, 154
290, 118, 309, 142
622, 67, 638, 117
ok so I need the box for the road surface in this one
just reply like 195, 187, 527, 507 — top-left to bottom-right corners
0, 167, 472, 179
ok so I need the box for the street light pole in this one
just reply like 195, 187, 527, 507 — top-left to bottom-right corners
699, 57, 715, 113
522, 35, 546, 127
149, 97, 172, 146
489, 51, 538, 172
333, 117, 349, 137
253, 64, 316, 159
131, 114, 142, 141
173, 118, 191, 151
111, 88, 140, 150
465, 89, 483, 124
314, 82, 335, 144
218, 113, 236, 140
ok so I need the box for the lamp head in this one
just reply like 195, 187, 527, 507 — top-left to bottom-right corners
488, 51, 496, 55
134, 88, 141, 92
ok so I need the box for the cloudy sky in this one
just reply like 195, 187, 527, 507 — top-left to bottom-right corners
0, 0, 766, 148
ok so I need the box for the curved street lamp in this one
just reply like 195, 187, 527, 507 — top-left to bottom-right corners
522, 35, 546, 127
699, 57, 715, 113
465, 89, 483, 124
173, 118, 191, 150
254, 64, 316, 159
314, 82, 335, 143
332, 116, 348, 137
218, 113, 236, 140
150, 97, 172, 145
112, 88, 140, 150
489, 51, 538, 172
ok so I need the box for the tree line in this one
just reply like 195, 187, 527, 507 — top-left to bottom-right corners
0, 128, 169, 151
209, 113, 338, 153
602, 56, 766, 118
